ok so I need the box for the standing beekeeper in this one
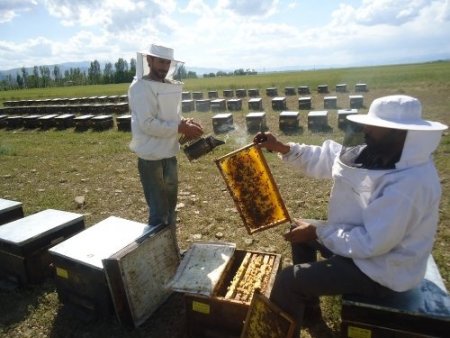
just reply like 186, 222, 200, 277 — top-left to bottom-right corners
254, 95, 448, 336
128, 43, 204, 227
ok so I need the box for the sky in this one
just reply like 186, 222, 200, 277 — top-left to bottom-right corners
0, 0, 450, 72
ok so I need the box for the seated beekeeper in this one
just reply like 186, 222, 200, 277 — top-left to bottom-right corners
253, 95, 448, 336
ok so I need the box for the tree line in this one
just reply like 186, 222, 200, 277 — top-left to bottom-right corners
0, 57, 258, 91
0, 57, 199, 91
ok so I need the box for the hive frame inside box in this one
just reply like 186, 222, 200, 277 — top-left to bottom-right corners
215, 143, 291, 234
184, 248, 282, 337
241, 289, 295, 338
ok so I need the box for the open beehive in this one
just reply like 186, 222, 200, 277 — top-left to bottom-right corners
215, 143, 290, 234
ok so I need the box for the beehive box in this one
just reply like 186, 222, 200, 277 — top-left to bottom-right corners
236, 89, 247, 98
48, 216, 163, 320
246, 112, 267, 132
297, 86, 310, 94
208, 91, 219, 99
211, 99, 226, 112
349, 95, 364, 109
54, 113, 75, 129
91, 115, 113, 130
22, 115, 43, 129
212, 113, 234, 133
74, 114, 95, 130
227, 99, 242, 111
284, 87, 296, 96
192, 91, 204, 100
355, 83, 368, 92
265, 87, 278, 97
337, 109, 358, 130
116, 114, 131, 131
341, 256, 450, 338
308, 110, 329, 131
170, 242, 282, 337
336, 83, 347, 93
298, 96, 312, 110
248, 88, 260, 97
279, 111, 300, 131
182, 91, 192, 100
324, 96, 337, 109
223, 89, 234, 98
317, 84, 329, 93
182, 99, 195, 113
38, 114, 59, 129
4, 115, 23, 129
215, 144, 290, 234
0, 198, 24, 225
195, 99, 210, 112
271, 97, 286, 111
248, 97, 263, 111
0, 209, 84, 286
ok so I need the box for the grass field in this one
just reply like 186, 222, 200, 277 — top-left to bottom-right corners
0, 61, 449, 338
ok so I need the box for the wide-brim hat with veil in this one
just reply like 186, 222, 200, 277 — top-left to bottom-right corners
135, 43, 184, 81
347, 95, 448, 131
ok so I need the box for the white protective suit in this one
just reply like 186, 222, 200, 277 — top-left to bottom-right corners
128, 51, 184, 160
281, 129, 444, 292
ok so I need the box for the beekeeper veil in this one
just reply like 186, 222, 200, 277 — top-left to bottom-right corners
340, 95, 448, 167
135, 44, 184, 81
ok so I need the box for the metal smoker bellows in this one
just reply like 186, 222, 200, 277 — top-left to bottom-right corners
182, 135, 225, 161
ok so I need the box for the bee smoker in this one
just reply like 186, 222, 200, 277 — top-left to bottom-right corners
181, 135, 225, 161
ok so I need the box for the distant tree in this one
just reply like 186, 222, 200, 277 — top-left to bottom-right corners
64, 67, 86, 85
31, 66, 39, 88
53, 65, 62, 86
128, 58, 136, 81
39, 66, 51, 87
21, 67, 28, 88
216, 71, 227, 77
114, 58, 128, 83
187, 71, 197, 79
174, 64, 186, 81
16, 74, 24, 89
103, 62, 114, 84
88, 60, 102, 84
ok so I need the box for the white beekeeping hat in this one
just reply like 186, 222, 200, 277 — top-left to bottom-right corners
135, 43, 184, 81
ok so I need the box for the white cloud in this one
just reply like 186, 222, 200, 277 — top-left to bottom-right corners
0, 0, 37, 23
0, 0, 449, 71
218, 0, 279, 18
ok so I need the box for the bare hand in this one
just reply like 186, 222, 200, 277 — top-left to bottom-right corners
253, 132, 290, 154
179, 119, 204, 140
283, 219, 317, 243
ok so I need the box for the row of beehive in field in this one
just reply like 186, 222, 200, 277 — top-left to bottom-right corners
182, 94, 364, 113
212, 108, 360, 134
0, 112, 131, 131
3, 95, 128, 107
183, 82, 368, 100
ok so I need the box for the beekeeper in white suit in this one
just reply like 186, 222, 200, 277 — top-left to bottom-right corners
129, 43, 203, 227
254, 95, 448, 335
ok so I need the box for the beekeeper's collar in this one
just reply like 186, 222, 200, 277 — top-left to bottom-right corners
135, 44, 184, 81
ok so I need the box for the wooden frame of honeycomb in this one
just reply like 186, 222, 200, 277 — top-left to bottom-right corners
241, 289, 295, 338
215, 143, 291, 234
224, 252, 277, 303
